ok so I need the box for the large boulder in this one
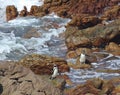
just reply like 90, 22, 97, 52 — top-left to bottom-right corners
6, 5, 18, 21
18, 54, 70, 75
0, 61, 65, 95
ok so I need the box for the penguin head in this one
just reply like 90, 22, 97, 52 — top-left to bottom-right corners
81, 49, 85, 54
53, 64, 57, 67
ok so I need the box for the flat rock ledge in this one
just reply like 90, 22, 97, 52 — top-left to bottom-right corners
18, 54, 70, 75
0, 61, 65, 95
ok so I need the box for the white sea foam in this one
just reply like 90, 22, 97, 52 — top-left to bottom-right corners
65, 68, 120, 84
0, 0, 43, 11
0, 32, 27, 60
8, 17, 40, 26
17, 26, 67, 54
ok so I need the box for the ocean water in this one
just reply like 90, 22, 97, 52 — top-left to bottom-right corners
0, 0, 120, 85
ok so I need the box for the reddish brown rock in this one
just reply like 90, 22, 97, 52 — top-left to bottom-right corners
18, 54, 70, 75
19, 6, 28, 17
29, 6, 49, 17
67, 14, 101, 29
6, 5, 18, 21
92, 37, 105, 47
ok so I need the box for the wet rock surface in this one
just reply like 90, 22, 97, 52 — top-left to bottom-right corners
0, 61, 65, 95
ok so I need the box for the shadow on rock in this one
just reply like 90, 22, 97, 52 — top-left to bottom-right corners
0, 84, 3, 94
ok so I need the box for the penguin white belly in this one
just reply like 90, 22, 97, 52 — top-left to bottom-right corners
80, 54, 86, 63
52, 68, 58, 78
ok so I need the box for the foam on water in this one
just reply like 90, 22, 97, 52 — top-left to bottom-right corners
65, 67, 120, 85
0, 13, 71, 60
7, 17, 40, 26
0, 31, 27, 60
66, 52, 120, 85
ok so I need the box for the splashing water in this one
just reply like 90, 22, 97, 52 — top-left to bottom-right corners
0, 0, 43, 22
0, 0, 43, 11
0, 13, 71, 60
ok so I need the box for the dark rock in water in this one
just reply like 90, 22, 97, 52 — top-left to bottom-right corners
22, 28, 41, 39
0, 61, 65, 95
18, 54, 70, 75
0, 84, 3, 94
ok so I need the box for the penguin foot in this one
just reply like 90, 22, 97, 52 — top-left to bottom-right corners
49, 76, 56, 80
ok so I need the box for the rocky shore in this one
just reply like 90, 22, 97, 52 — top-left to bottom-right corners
2, 0, 120, 95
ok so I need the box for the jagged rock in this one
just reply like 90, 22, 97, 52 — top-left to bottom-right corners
30, 5, 39, 15
0, 61, 65, 95
101, 5, 120, 21
67, 14, 101, 29
18, 54, 70, 75
29, 6, 49, 17
6, 0, 120, 22
19, 6, 28, 17
6, 5, 18, 21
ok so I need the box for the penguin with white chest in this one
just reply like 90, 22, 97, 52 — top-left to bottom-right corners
50, 64, 59, 80
79, 50, 86, 64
